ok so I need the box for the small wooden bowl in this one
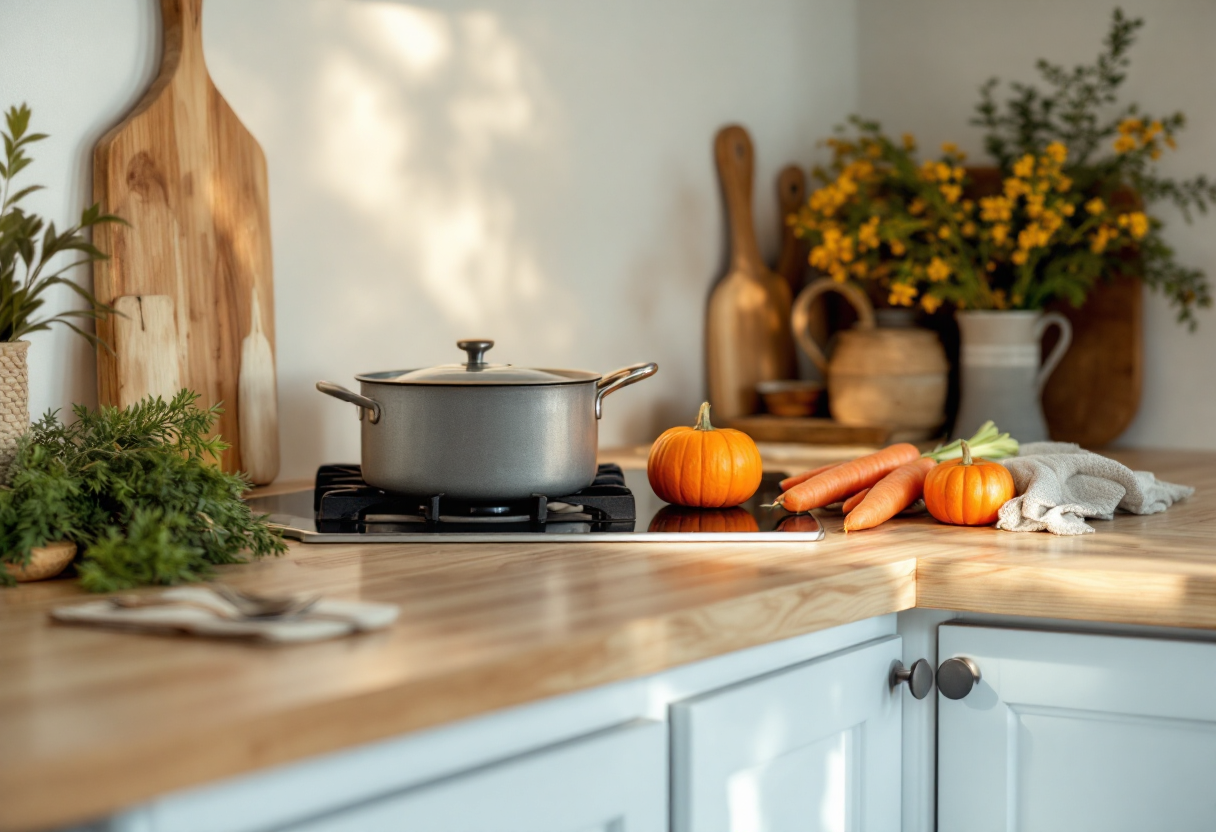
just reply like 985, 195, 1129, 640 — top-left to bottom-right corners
4, 541, 77, 582
756, 380, 823, 418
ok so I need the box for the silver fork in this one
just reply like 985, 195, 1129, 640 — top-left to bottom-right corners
212, 584, 321, 618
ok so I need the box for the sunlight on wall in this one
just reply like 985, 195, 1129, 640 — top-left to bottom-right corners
311, 2, 565, 337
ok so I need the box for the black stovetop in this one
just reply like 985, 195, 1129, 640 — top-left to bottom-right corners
251, 464, 824, 543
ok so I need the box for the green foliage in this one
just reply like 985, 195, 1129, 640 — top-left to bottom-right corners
0, 103, 124, 346
0, 390, 286, 591
972, 8, 1214, 327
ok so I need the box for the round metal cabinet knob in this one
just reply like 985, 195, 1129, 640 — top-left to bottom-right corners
891, 658, 934, 700
937, 656, 982, 700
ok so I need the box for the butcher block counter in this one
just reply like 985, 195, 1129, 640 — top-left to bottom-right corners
0, 448, 1212, 831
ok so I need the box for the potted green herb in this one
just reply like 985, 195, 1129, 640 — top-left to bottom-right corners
0, 103, 122, 482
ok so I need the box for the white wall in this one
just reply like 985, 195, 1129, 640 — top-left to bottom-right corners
859, 0, 1216, 449
2, 0, 857, 479
0, 0, 158, 418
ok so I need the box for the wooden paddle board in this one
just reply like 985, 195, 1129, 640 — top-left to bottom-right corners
92, 0, 278, 477
706, 125, 795, 420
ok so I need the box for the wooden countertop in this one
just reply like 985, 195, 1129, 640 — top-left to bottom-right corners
1, 447, 1211, 831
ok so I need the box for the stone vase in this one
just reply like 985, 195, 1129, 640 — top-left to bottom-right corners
954, 311, 1072, 443
0, 340, 29, 484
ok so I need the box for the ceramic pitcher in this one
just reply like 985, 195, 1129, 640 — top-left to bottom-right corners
792, 279, 949, 440
954, 310, 1073, 443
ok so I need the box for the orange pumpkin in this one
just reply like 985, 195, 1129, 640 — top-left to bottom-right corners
648, 505, 760, 533
923, 440, 1016, 526
647, 402, 763, 508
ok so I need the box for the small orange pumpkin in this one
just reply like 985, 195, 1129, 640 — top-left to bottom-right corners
647, 402, 763, 508
923, 440, 1016, 526
647, 505, 760, 534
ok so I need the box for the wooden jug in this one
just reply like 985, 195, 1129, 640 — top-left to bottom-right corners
792, 279, 948, 439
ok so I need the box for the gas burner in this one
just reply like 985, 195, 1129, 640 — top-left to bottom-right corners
314, 463, 636, 534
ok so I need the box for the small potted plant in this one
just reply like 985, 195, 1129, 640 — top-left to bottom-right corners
0, 104, 122, 482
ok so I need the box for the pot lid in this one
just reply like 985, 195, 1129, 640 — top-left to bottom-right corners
356, 340, 601, 386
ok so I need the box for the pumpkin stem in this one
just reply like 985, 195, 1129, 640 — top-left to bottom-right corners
695, 401, 715, 431
960, 439, 973, 466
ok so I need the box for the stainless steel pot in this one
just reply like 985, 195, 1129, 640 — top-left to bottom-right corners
316, 340, 658, 500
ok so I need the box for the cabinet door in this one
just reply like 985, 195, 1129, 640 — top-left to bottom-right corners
938, 624, 1216, 832
672, 636, 903, 832
282, 720, 665, 832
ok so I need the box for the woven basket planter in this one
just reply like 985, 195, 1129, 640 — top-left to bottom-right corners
0, 340, 29, 484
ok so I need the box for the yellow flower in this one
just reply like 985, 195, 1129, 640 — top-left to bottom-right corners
909, 198, 927, 216
980, 196, 1012, 223
1013, 154, 1035, 179
926, 257, 951, 282
1119, 211, 1150, 239
1061, 203, 1076, 217
1090, 225, 1115, 254
1118, 117, 1143, 135
829, 264, 848, 283
962, 221, 977, 237
941, 141, 959, 155
985, 260, 997, 272
1056, 175, 1072, 193
1150, 147, 1162, 160
889, 282, 918, 307
940, 183, 962, 203
1113, 134, 1137, 154
992, 289, 1009, 310
902, 133, 917, 151
889, 239, 907, 257
952, 166, 967, 181
1003, 178, 1027, 200
921, 294, 943, 314
1011, 250, 1028, 265
990, 224, 1010, 245
935, 162, 953, 182
1165, 134, 1178, 150
1085, 197, 1106, 216
857, 216, 880, 250
938, 225, 951, 240
1025, 193, 1045, 218
1145, 120, 1164, 140
1045, 142, 1068, 164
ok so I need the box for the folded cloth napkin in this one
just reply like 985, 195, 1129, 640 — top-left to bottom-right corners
997, 442, 1195, 535
51, 586, 399, 644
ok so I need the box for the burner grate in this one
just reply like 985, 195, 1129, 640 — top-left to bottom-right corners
314, 463, 635, 533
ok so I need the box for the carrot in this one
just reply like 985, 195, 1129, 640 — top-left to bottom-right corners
774, 443, 921, 511
779, 462, 843, 493
843, 458, 937, 532
841, 488, 871, 514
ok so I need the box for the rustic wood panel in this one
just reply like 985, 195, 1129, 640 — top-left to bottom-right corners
92, 0, 277, 477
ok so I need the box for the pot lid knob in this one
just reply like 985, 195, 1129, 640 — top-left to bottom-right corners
457, 339, 494, 368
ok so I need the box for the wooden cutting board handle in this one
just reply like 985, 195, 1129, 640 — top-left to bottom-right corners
93, 0, 278, 476
774, 164, 808, 297
715, 126, 766, 274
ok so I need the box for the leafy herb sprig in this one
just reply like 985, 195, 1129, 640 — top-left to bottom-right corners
0, 390, 286, 591
0, 103, 123, 345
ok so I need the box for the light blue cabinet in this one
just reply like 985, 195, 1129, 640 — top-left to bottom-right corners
938, 624, 1216, 832
672, 636, 904, 832
280, 720, 666, 832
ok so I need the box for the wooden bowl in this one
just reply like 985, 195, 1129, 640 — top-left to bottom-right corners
756, 380, 823, 418
4, 541, 77, 582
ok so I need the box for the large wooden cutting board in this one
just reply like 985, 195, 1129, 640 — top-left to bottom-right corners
92, 0, 277, 477
706, 125, 795, 420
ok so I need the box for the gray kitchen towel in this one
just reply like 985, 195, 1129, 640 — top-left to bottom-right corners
997, 442, 1195, 535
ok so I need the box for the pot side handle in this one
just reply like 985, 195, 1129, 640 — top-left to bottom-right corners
316, 381, 382, 424
595, 362, 658, 419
